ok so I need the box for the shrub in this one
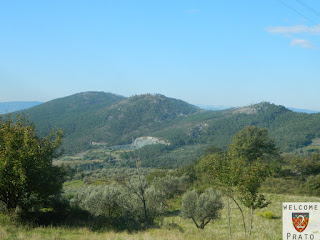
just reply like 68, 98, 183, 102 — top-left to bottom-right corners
0, 115, 65, 212
120, 176, 166, 227
180, 188, 223, 229
306, 175, 320, 196
71, 184, 123, 218
72, 176, 167, 229
257, 210, 275, 219
152, 175, 189, 199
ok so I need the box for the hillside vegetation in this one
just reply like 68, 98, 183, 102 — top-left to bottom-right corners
1, 113, 320, 240
1, 193, 319, 240
18, 92, 200, 154
10, 92, 320, 167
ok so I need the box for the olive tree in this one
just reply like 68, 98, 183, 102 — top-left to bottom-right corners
120, 175, 166, 228
180, 188, 223, 229
0, 115, 65, 212
152, 174, 189, 199
73, 179, 166, 229
73, 184, 123, 218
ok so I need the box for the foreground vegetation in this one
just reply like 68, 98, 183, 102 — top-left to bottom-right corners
1, 193, 319, 240
1, 115, 320, 240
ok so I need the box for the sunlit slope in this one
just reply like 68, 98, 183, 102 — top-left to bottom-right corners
152, 102, 320, 152
19, 93, 320, 155
20, 92, 200, 153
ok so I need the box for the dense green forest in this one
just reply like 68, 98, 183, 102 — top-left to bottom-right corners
9, 91, 320, 168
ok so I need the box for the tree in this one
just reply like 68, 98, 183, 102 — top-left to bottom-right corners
284, 153, 320, 179
73, 184, 123, 218
237, 161, 270, 240
306, 174, 320, 196
229, 126, 279, 240
196, 151, 246, 238
180, 188, 223, 229
196, 126, 279, 239
118, 173, 166, 228
0, 115, 65, 211
229, 125, 278, 165
152, 174, 189, 199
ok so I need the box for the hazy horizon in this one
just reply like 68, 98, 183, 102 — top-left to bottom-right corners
1, 91, 320, 114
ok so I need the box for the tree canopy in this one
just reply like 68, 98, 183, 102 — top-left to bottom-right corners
196, 125, 280, 239
180, 188, 223, 229
229, 125, 278, 164
0, 115, 65, 211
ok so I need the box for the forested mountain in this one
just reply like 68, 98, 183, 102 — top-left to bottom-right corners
10, 92, 320, 161
0, 101, 43, 114
17, 92, 200, 153
152, 102, 320, 152
15, 92, 126, 152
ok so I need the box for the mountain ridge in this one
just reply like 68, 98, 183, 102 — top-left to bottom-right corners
7, 92, 320, 166
17, 92, 200, 153
198, 104, 319, 114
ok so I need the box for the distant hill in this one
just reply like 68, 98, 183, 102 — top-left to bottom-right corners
20, 92, 199, 153
17, 92, 320, 167
288, 107, 319, 114
0, 101, 43, 114
18, 92, 126, 152
196, 104, 320, 114
156, 102, 320, 152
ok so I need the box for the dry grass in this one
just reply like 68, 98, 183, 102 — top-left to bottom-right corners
1, 193, 319, 240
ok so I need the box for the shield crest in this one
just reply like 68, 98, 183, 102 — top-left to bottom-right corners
292, 213, 309, 233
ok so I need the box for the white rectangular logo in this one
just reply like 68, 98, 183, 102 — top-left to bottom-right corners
283, 202, 320, 240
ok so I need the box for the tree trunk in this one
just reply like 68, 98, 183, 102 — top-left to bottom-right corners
226, 192, 246, 236
6, 192, 18, 211
200, 218, 212, 229
192, 217, 200, 229
142, 196, 148, 228
248, 206, 253, 240
227, 197, 232, 239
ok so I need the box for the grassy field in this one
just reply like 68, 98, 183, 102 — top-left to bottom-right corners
1, 193, 319, 240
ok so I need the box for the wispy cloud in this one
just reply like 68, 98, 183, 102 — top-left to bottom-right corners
265, 24, 320, 35
265, 24, 319, 49
290, 38, 314, 48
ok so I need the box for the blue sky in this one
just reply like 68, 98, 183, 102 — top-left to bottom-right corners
1, 0, 320, 110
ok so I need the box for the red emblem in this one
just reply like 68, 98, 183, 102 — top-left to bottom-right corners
292, 213, 309, 233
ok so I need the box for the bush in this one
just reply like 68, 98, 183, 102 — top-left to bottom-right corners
306, 175, 320, 196
0, 115, 65, 212
120, 176, 166, 227
152, 175, 189, 199
71, 184, 123, 218
72, 176, 167, 229
162, 219, 184, 232
257, 210, 275, 219
180, 188, 223, 229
